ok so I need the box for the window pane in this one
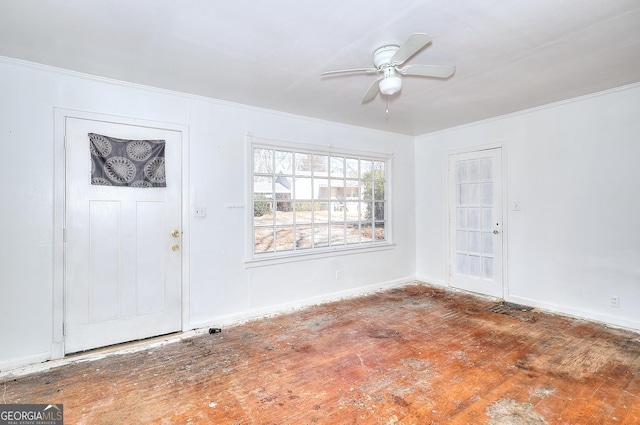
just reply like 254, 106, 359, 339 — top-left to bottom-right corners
483, 257, 494, 280
469, 183, 481, 205
360, 160, 372, 179
457, 230, 467, 251
314, 224, 329, 248
330, 156, 344, 178
254, 227, 274, 253
482, 232, 493, 255
254, 200, 273, 225
330, 203, 345, 222
374, 181, 385, 201
374, 201, 385, 220
346, 223, 360, 244
275, 226, 294, 252
295, 153, 312, 175
345, 158, 359, 178
456, 208, 468, 230
482, 183, 493, 207
275, 175, 291, 196
456, 161, 467, 183
373, 161, 385, 200
482, 208, 493, 231
362, 175, 374, 201
294, 177, 312, 199
294, 202, 313, 224
374, 160, 385, 173
330, 178, 345, 202
315, 179, 329, 200
254, 176, 273, 198
469, 231, 481, 254
360, 224, 373, 243
469, 208, 480, 230
330, 223, 346, 246
363, 202, 374, 221
481, 158, 493, 180
457, 253, 467, 274
275, 202, 293, 225
358, 180, 368, 201
313, 155, 328, 174
345, 201, 360, 221
313, 203, 329, 223
456, 184, 468, 206
296, 226, 312, 249
469, 255, 482, 277
345, 182, 359, 199
275, 151, 293, 175
374, 222, 385, 241
469, 159, 480, 181
253, 148, 273, 173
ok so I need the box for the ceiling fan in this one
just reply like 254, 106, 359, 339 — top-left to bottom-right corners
321, 33, 455, 103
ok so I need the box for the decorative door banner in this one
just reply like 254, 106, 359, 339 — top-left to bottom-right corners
89, 133, 166, 187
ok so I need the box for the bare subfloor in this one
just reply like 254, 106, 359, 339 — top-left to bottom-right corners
2, 284, 639, 424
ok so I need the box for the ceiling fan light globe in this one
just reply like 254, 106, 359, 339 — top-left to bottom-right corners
379, 76, 402, 95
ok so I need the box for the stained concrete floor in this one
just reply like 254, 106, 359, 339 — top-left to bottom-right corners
2, 283, 639, 424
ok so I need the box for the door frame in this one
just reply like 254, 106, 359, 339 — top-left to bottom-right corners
52, 108, 191, 359
444, 141, 508, 299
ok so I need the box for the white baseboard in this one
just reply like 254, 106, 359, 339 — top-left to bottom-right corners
505, 294, 640, 333
0, 352, 50, 376
414, 275, 447, 288
189, 276, 416, 330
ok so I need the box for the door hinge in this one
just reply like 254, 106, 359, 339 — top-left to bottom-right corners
62, 322, 66, 336
63, 228, 67, 242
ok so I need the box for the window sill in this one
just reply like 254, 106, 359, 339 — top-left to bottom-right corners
244, 242, 396, 268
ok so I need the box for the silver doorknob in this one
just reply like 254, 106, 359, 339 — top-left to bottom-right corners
493, 230, 500, 234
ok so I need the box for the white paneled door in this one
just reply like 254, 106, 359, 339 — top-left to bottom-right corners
64, 117, 182, 353
448, 148, 503, 298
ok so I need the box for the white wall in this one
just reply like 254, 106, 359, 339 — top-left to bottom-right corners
2, 54, 637, 372
0, 58, 416, 370
415, 83, 640, 331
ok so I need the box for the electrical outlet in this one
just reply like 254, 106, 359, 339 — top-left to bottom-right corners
609, 296, 620, 308
194, 206, 206, 218
335, 270, 342, 280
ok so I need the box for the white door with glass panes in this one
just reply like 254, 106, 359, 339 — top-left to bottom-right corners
64, 116, 183, 354
448, 148, 503, 298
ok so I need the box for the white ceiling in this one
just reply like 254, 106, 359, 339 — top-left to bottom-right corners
1, 0, 639, 136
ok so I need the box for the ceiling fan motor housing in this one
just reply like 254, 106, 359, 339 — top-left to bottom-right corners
373, 45, 399, 68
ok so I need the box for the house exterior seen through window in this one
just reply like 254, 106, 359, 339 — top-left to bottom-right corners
252, 143, 388, 256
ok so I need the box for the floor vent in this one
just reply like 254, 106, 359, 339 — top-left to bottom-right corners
489, 301, 534, 315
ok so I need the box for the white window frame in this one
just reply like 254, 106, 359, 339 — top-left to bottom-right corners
245, 135, 393, 266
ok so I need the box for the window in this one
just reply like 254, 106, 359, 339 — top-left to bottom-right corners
251, 141, 389, 257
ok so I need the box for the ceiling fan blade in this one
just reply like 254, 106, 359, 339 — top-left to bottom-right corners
361, 76, 383, 103
321, 67, 378, 77
400, 64, 456, 78
390, 33, 433, 66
